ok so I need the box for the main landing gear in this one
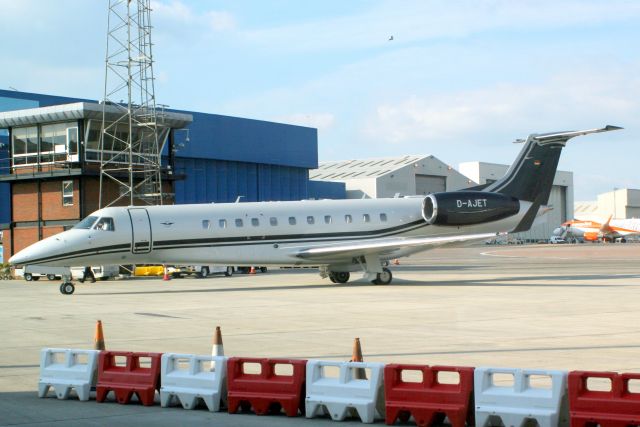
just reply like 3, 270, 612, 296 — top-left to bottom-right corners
329, 271, 350, 284
326, 267, 393, 285
59, 273, 75, 295
59, 282, 75, 295
372, 268, 393, 285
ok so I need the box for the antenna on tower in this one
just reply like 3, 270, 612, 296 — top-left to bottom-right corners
99, 0, 165, 207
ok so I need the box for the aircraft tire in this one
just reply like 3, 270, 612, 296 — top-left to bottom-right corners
60, 282, 75, 295
372, 268, 392, 285
331, 272, 350, 284
328, 274, 337, 283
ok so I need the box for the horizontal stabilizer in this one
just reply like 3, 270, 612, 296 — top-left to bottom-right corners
530, 125, 623, 145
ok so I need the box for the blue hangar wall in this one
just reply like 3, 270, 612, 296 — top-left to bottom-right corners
0, 90, 325, 223
172, 111, 317, 203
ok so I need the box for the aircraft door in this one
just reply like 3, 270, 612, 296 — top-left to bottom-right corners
128, 208, 152, 254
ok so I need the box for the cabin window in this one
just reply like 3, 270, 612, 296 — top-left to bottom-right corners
62, 180, 73, 206
289, 217, 297, 225
95, 217, 115, 231
251, 218, 259, 227
307, 216, 315, 225
219, 219, 227, 228
270, 217, 278, 226
202, 220, 210, 230
74, 216, 98, 229
235, 218, 243, 227
380, 213, 388, 222
363, 214, 371, 223
345, 214, 352, 224
324, 215, 332, 224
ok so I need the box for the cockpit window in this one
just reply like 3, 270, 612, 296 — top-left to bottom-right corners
95, 217, 115, 231
74, 216, 98, 229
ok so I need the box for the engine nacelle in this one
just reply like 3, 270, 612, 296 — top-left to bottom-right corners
422, 191, 520, 226
583, 231, 600, 241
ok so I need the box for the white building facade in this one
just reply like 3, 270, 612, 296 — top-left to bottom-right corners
459, 161, 574, 240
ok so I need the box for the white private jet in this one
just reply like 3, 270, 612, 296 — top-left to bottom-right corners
9, 125, 621, 294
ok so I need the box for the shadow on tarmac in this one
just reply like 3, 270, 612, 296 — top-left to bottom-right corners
72, 272, 640, 297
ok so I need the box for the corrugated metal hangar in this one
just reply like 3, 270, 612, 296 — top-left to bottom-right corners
309, 155, 474, 199
575, 188, 640, 220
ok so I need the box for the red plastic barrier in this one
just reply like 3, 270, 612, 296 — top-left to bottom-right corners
569, 371, 640, 427
96, 351, 162, 406
227, 357, 307, 416
384, 364, 474, 427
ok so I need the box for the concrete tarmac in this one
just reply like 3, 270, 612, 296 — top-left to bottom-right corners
1, 243, 639, 426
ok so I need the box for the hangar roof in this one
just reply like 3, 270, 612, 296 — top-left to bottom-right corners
0, 102, 193, 129
310, 155, 435, 180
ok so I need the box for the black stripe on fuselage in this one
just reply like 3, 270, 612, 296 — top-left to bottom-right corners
23, 219, 428, 265
153, 219, 427, 249
24, 244, 131, 265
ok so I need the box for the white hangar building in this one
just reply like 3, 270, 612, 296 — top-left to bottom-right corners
310, 156, 574, 241
309, 155, 474, 199
459, 161, 574, 241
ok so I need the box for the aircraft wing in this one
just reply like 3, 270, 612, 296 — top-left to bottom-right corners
293, 233, 495, 262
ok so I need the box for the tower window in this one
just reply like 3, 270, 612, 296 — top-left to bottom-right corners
62, 180, 73, 206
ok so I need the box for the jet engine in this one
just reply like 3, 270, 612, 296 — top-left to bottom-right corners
422, 191, 520, 226
583, 231, 600, 241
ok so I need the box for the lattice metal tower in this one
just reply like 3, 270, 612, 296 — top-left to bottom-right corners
99, 0, 164, 207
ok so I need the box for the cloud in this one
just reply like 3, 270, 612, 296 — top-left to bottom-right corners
206, 11, 236, 32
361, 67, 640, 149
151, 0, 236, 33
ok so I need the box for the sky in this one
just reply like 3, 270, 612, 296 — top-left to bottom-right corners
0, 0, 639, 200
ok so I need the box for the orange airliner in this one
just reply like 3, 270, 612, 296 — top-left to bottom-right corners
554, 215, 640, 242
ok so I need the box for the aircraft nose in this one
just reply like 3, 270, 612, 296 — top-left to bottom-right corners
8, 235, 67, 266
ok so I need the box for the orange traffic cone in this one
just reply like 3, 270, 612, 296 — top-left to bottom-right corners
163, 264, 171, 281
249, 266, 256, 275
94, 320, 105, 351
212, 326, 224, 357
350, 337, 367, 379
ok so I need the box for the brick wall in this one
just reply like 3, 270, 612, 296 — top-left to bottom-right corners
12, 182, 38, 222
41, 179, 80, 220
12, 227, 39, 255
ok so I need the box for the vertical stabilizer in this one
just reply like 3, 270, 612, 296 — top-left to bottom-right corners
484, 126, 621, 232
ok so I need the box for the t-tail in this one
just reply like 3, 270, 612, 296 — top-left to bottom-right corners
484, 125, 622, 232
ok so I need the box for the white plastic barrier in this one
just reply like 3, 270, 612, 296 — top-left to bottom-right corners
475, 367, 568, 427
38, 348, 99, 401
305, 360, 385, 423
160, 353, 228, 411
